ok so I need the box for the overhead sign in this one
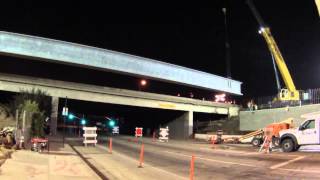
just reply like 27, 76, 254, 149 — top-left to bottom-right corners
159, 127, 169, 142
62, 107, 68, 116
112, 126, 119, 135
135, 127, 143, 137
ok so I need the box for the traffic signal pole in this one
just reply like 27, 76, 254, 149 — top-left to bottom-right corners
63, 96, 68, 148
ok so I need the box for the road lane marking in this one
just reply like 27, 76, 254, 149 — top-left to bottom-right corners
147, 165, 188, 180
96, 144, 188, 180
270, 156, 305, 169
277, 168, 320, 174
164, 151, 256, 167
113, 150, 188, 180
200, 147, 260, 155
200, 147, 300, 157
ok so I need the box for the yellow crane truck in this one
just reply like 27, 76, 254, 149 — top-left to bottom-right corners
246, 0, 300, 102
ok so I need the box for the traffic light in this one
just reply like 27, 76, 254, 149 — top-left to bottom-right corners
81, 118, 86, 125
68, 114, 75, 120
108, 120, 115, 127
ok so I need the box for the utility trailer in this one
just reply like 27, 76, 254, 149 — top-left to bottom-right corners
239, 118, 294, 147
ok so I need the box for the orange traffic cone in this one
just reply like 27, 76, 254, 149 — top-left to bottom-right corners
211, 135, 216, 149
138, 144, 144, 168
109, 138, 112, 154
189, 155, 195, 180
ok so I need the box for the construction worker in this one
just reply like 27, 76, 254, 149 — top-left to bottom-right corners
263, 136, 272, 153
247, 101, 252, 111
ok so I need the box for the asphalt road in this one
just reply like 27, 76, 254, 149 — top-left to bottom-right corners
69, 136, 320, 180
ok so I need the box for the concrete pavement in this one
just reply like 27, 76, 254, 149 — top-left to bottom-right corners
0, 142, 101, 180
71, 144, 187, 180
91, 135, 320, 180
3, 135, 320, 179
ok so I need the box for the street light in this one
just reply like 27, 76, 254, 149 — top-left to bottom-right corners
139, 79, 147, 91
140, 79, 147, 86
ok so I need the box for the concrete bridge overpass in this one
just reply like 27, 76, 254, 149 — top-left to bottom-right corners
0, 73, 239, 138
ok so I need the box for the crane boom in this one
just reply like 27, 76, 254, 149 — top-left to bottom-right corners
246, 0, 300, 101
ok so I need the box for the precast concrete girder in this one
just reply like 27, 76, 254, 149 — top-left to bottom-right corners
0, 31, 242, 95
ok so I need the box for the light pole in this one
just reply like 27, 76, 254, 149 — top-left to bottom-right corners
222, 7, 232, 79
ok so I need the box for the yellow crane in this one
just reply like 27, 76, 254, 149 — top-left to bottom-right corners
246, 0, 300, 101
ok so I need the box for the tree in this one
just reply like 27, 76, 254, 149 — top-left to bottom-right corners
0, 103, 11, 118
8, 89, 51, 138
9, 88, 51, 116
20, 100, 45, 137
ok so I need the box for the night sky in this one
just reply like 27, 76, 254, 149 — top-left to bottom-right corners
0, 0, 319, 99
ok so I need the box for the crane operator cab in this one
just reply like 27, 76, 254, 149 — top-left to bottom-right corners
279, 89, 300, 101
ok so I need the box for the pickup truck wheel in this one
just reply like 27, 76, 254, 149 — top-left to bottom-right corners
252, 138, 262, 147
281, 139, 294, 152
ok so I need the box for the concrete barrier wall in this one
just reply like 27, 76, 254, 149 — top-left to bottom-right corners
195, 134, 242, 141
196, 117, 241, 135
240, 104, 320, 131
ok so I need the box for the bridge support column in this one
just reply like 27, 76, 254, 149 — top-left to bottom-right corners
167, 111, 193, 139
50, 96, 59, 135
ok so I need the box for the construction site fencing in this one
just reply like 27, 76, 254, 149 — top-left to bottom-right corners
245, 88, 320, 110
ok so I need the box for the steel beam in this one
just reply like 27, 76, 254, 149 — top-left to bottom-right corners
0, 31, 242, 95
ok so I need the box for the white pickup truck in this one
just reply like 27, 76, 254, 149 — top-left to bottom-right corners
279, 117, 320, 152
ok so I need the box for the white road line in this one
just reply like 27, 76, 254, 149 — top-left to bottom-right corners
147, 165, 188, 180
199, 147, 300, 157
277, 168, 320, 174
113, 151, 188, 180
164, 151, 256, 167
270, 156, 305, 169
199, 147, 260, 155
96, 144, 188, 180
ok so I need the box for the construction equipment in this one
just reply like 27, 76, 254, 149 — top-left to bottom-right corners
0, 127, 15, 148
246, 0, 300, 101
239, 129, 264, 146
31, 138, 48, 152
240, 118, 294, 147
316, 0, 320, 16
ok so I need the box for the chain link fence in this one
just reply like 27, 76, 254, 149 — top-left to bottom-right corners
245, 88, 320, 110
